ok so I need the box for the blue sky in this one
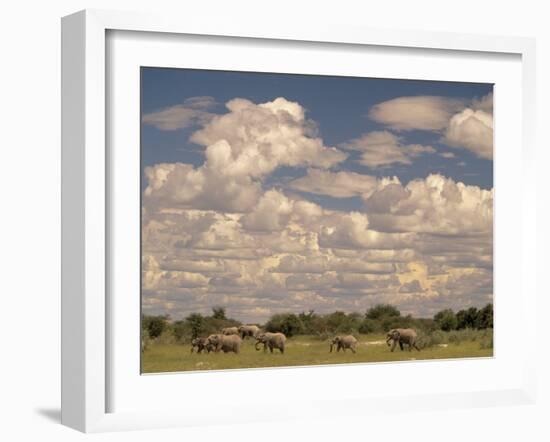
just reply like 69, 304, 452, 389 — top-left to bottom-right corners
141, 68, 493, 193
140, 67, 494, 321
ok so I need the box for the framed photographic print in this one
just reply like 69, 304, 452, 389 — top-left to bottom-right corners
61, 9, 537, 433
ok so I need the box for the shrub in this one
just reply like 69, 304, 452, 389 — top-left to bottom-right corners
358, 318, 379, 334
265, 313, 304, 337
456, 307, 479, 330
434, 309, 458, 331
475, 304, 493, 329
366, 304, 400, 320
142, 314, 169, 339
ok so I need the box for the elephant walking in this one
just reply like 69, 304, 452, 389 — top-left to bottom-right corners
330, 335, 358, 353
255, 332, 286, 354
386, 328, 420, 352
207, 334, 242, 354
238, 325, 261, 339
221, 326, 239, 336
190, 337, 208, 353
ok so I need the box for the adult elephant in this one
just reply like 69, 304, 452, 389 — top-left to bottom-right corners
330, 335, 358, 353
255, 332, 286, 354
221, 326, 239, 336
238, 325, 260, 339
207, 334, 242, 354
386, 328, 421, 352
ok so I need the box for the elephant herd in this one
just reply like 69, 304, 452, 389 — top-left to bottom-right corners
190, 326, 421, 355
190, 325, 286, 355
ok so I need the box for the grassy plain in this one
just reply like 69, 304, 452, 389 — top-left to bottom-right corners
141, 334, 492, 373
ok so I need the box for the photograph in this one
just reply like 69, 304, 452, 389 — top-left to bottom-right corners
140, 68, 494, 373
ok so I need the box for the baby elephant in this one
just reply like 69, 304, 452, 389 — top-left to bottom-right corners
330, 335, 358, 353
255, 332, 286, 354
207, 334, 242, 354
386, 328, 420, 352
190, 337, 208, 353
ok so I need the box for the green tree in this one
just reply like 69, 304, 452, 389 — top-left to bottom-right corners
142, 314, 169, 339
211, 307, 227, 320
265, 313, 304, 337
475, 304, 493, 329
365, 304, 401, 320
185, 313, 205, 339
434, 309, 458, 331
456, 307, 478, 329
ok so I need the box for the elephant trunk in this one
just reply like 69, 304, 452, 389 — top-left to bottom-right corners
255, 341, 262, 351
329, 343, 333, 353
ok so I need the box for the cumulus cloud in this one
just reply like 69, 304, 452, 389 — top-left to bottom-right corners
340, 131, 435, 167
142, 95, 493, 322
368, 96, 464, 131
144, 98, 346, 212
367, 93, 494, 160
142, 96, 217, 130
444, 108, 493, 159
288, 169, 379, 198
364, 174, 493, 235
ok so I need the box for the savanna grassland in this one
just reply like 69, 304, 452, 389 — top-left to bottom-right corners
141, 332, 493, 374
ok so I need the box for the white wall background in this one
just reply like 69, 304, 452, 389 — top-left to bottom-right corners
0, 1, 547, 440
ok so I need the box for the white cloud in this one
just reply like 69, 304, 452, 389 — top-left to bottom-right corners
440, 152, 456, 159
141, 95, 493, 322
288, 168, 379, 198
242, 189, 294, 231
190, 97, 346, 177
144, 97, 347, 212
444, 108, 493, 159
368, 96, 464, 131
142, 96, 217, 130
367, 93, 494, 160
340, 131, 435, 167
364, 174, 493, 235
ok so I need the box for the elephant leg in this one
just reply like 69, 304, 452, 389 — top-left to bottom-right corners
399, 341, 404, 351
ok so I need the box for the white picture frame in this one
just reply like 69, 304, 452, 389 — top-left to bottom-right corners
61, 9, 537, 433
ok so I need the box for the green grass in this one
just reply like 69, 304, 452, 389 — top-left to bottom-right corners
141, 334, 493, 373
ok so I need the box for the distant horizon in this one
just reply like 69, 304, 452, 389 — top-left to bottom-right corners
141, 67, 493, 323
144, 307, 493, 325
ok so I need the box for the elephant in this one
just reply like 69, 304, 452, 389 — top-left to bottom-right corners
206, 334, 242, 354
238, 325, 261, 339
190, 337, 209, 353
386, 328, 420, 352
221, 326, 239, 336
330, 335, 358, 353
255, 332, 286, 354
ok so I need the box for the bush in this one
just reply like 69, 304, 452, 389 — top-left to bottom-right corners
142, 315, 169, 339
265, 313, 304, 337
358, 318, 379, 334
434, 309, 458, 331
456, 307, 479, 330
366, 304, 400, 320
475, 304, 493, 329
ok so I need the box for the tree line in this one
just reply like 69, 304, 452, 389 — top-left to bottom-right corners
142, 303, 493, 344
